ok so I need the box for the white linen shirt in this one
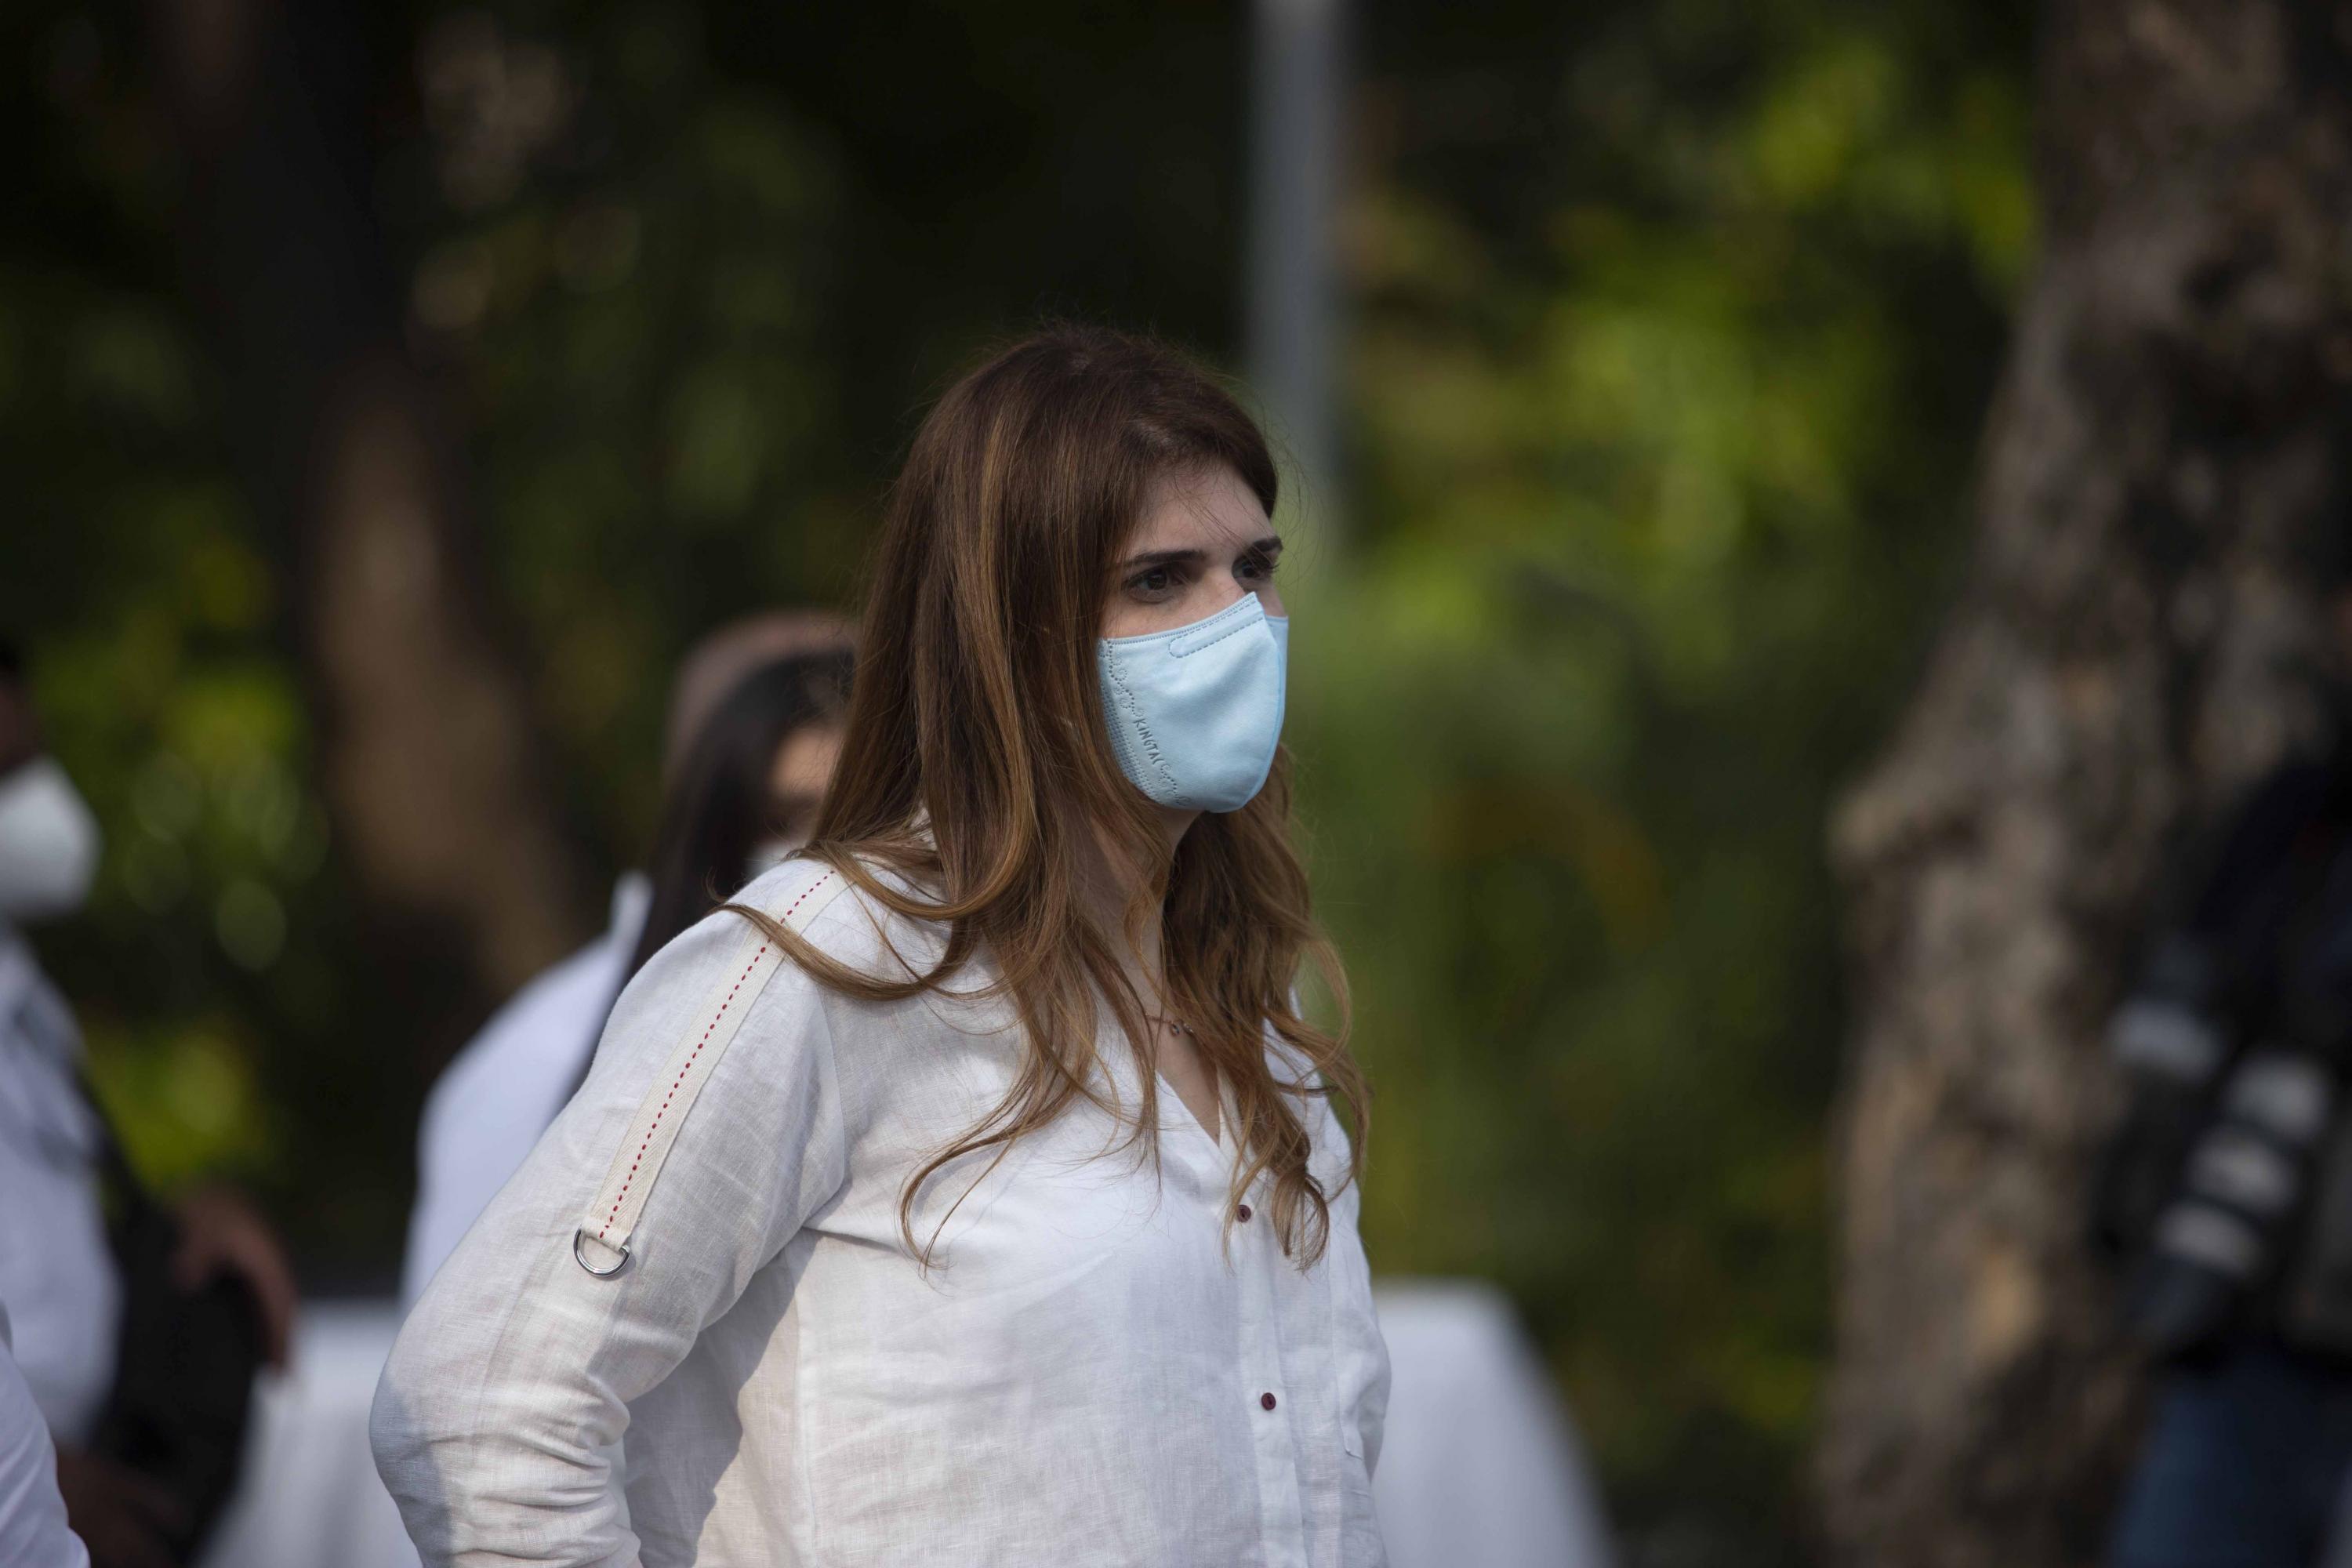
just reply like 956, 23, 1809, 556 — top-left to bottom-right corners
371, 857, 1390, 1567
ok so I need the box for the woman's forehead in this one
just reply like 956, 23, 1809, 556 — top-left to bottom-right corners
1126, 464, 1270, 554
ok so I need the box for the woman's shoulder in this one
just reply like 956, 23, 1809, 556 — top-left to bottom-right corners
590, 853, 943, 1085
729, 851, 953, 985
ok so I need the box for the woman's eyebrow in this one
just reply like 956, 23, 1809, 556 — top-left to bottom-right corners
1115, 535, 1283, 573
1116, 546, 1207, 573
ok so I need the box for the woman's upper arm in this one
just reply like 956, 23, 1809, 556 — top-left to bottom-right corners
371, 881, 850, 1562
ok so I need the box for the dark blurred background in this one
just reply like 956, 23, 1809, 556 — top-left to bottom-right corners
0, 1, 2041, 1561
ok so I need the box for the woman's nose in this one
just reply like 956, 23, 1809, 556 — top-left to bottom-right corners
1202, 574, 1250, 613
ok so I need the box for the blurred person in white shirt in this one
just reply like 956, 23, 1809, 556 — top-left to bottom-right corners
399, 619, 851, 1304
0, 1301, 89, 1568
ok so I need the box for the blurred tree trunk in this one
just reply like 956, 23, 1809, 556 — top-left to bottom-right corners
152, 0, 591, 996
1821, 2, 2352, 1563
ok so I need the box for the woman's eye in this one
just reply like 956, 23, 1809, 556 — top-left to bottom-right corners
1128, 566, 1178, 599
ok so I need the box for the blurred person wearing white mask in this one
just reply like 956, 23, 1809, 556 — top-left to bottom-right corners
0, 635, 297, 1568
399, 621, 851, 1304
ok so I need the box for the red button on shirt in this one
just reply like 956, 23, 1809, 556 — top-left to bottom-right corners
1236, 1203, 1253, 1222
1260, 1392, 1278, 1411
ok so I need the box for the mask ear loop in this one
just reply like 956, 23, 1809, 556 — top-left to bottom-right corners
1098, 641, 1183, 804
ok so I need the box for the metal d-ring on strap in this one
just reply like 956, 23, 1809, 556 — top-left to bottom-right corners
574, 1229, 630, 1277
572, 866, 852, 1279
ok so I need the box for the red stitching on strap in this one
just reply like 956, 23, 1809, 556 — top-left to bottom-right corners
595, 872, 834, 1240
779, 872, 835, 925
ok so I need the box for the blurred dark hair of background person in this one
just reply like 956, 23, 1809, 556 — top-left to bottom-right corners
626, 640, 854, 982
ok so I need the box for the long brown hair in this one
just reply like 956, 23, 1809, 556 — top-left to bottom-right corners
731, 324, 1367, 1265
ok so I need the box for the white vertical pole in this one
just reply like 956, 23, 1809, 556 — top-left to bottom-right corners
1247, 0, 1345, 522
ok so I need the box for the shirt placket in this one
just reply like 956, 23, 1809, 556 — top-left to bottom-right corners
1230, 1171, 1311, 1568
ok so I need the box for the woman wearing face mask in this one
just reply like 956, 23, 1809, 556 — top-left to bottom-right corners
400, 642, 851, 1305
372, 325, 1388, 1567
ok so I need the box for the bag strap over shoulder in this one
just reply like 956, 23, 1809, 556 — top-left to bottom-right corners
572, 866, 851, 1277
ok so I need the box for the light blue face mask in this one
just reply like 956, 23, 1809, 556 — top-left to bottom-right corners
1098, 593, 1289, 814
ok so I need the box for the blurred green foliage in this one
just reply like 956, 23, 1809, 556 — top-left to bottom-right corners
1314, 5, 2032, 1552
0, 1, 2028, 1559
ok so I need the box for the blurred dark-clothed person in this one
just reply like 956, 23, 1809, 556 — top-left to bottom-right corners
2097, 575, 2352, 1568
0, 637, 299, 1568
399, 620, 852, 1304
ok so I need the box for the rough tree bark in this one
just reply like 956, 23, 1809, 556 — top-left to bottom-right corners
1820, 2, 2352, 1563
153, 0, 592, 995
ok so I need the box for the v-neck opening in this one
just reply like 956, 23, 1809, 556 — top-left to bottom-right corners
1156, 1066, 1223, 1150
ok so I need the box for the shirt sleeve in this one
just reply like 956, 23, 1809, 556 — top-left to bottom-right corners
0, 1311, 89, 1568
370, 890, 849, 1567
